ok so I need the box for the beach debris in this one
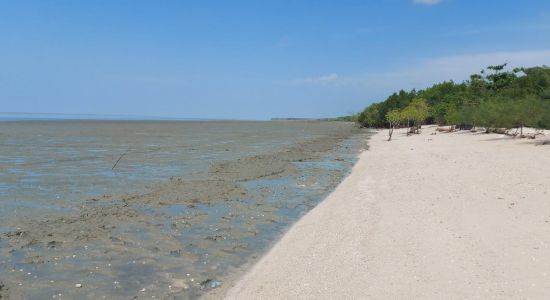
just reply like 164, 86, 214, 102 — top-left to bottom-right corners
199, 279, 212, 289
205, 235, 223, 242
210, 280, 222, 288
47, 241, 62, 249
0, 281, 6, 295
199, 278, 222, 289
522, 132, 544, 139
111, 152, 127, 170
436, 127, 454, 133
487, 128, 507, 134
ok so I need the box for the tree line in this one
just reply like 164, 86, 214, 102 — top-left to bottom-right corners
355, 64, 550, 135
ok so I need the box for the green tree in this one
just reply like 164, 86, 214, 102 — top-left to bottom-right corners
355, 64, 550, 131
400, 105, 414, 130
386, 109, 401, 141
444, 103, 460, 129
358, 104, 381, 127
474, 99, 507, 132
511, 96, 545, 136
405, 98, 429, 134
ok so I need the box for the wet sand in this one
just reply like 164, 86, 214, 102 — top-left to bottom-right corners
0, 121, 370, 299
3, 129, 361, 251
224, 126, 550, 299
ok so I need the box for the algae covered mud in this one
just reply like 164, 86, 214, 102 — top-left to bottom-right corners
0, 120, 371, 299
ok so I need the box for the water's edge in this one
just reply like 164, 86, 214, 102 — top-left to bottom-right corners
204, 129, 373, 299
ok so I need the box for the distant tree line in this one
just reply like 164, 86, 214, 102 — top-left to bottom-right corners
356, 64, 550, 134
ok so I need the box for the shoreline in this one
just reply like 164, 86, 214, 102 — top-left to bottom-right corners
204, 131, 373, 300
222, 125, 550, 299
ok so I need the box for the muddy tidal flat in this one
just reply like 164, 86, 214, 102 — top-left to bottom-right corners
0, 120, 370, 299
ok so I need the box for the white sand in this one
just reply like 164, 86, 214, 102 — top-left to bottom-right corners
223, 126, 550, 299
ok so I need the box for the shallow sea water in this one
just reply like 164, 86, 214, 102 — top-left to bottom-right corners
0, 120, 370, 299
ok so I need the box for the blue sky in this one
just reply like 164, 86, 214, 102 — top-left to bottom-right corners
1, 0, 550, 119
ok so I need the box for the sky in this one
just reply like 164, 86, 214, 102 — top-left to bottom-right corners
1, 0, 550, 120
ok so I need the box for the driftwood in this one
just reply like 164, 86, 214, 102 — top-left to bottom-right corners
112, 152, 127, 170
501, 129, 545, 139
487, 128, 507, 134
521, 133, 544, 139
504, 131, 518, 137
436, 127, 454, 133
407, 126, 421, 135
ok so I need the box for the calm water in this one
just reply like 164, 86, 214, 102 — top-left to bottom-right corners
0, 120, 369, 299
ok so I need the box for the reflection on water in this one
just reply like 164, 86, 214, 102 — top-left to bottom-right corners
0, 120, 370, 299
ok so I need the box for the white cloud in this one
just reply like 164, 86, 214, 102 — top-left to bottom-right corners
387, 50, 550, 88
413, 0, 442, 5
123, 76, 189, 86
288, 50, 550, 104
443, 22, 550, 37
372, 50, 550, 98
292, 73, 339, 85
318, 73, 339, 81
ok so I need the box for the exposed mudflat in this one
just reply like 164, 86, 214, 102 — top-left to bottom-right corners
0, 120, 370, 299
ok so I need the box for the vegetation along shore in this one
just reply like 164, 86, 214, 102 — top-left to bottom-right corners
353, 64, 550, 136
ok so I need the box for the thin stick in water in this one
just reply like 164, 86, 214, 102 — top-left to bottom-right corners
112, 152, 127, 170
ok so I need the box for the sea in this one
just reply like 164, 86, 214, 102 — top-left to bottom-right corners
0, 115, 370, 299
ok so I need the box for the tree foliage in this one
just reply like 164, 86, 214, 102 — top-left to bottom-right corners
407, 98, 429, 127
357, 65, 550, 130
385, 109, 401, 141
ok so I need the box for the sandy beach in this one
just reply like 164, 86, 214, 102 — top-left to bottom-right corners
224, 126, 550, 299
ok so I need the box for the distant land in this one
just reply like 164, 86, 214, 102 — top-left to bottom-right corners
0, 112, 258, 122
270, 118, 316, 121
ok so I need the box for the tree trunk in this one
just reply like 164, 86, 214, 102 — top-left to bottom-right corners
388, 122, 395, 142
388, 124, 394, 141
520, 124, 523, 137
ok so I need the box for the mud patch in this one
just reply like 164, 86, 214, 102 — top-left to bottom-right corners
0, 121, 371, 299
